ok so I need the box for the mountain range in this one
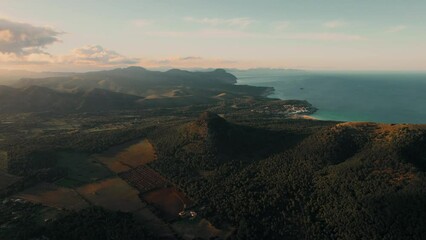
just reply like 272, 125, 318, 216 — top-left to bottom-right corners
0, 67, 271, 113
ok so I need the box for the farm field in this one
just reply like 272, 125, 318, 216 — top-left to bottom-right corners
119, 165, 168, 193
95, 138, 156, 173
171, 218, 235, 240
133, 208, 177, 239
142, 187, 192, 221
14, 182, 89, 210
76, 177, 145, 212
55, 151, 112, 187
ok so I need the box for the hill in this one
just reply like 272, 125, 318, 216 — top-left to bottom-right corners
0, 85, 142, 113
15, 67, 269, 97
148, 118, 426, 239
9, 67, 275, 112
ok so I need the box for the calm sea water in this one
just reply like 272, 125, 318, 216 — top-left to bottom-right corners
232, 71, 426, 124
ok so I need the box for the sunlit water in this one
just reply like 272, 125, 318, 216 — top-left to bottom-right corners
233, 71, 426, 124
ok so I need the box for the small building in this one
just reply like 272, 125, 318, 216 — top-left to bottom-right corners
179, 211, 187, 217
189, 211, 197, 218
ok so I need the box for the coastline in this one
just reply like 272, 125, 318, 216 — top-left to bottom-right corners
289, 114, 318, 120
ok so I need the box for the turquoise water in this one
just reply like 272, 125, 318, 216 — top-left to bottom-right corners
233, 71, 426, 124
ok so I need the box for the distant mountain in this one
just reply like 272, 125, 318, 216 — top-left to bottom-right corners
15, 67, 241, 97
0, 69, 75, 85
11, 67, 273, 111
0, 85, 142, 113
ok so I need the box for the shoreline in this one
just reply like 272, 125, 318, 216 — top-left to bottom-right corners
289, 114, 318, 120
238, 79, 320, 120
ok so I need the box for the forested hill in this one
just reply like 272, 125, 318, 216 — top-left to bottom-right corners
14, 67, 269, 97
0, 67, 275, 113
149, 113, 426, 239
0, 85, 142, 113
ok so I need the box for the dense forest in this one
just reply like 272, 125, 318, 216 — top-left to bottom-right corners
148, 113, 426, 239
0, 202, 154, 240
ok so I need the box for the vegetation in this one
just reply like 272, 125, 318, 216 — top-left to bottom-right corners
148, 115, 426, 239
0, 202, 154, 240
0, 68, 424, 239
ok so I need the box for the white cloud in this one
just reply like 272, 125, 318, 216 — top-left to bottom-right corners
184, 17, 254, 28
64, 45, 139, 65
0, 44, 139, 67
0, 18, 61, 55
386, 25, 407, 33
0, 52, 54, 64
323, 20, 346, 29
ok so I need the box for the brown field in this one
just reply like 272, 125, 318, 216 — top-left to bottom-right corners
14, 183, 89, 210
172, 218, 235, 240
142, 187, 192, 221
133, 208, 177, 239
119, 166, 168, 193
0, 170, 21, 190
76, 177, 145, 212
95, 139, 156, 173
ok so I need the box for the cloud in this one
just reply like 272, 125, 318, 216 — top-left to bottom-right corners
0, 18, 61, 55
386, 25, 407, 33
0, 52, 55, 65
323, 20, 346, 29
184, 17, 254, 28
179, 56, 202, 61
63, 45, 139, 65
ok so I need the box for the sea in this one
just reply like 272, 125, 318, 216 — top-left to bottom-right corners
232, 70, 426, 124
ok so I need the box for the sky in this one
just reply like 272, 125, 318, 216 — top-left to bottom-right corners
0, 0, 425, 71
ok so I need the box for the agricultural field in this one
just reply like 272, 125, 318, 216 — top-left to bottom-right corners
55, 151, 112, 187
14, 183, 89, 210
76, 177, 145, 212
0, 170, 21, 190
119, 165, 168, 193
172, 218, 235, 240
133, 208, 176, 239
95, 138, 156, 173
142, 187, 192, 221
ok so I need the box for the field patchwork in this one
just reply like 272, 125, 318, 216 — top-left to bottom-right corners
95, 139, 156, 173
76, 177, 145, 212
14, 183, 89, 210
